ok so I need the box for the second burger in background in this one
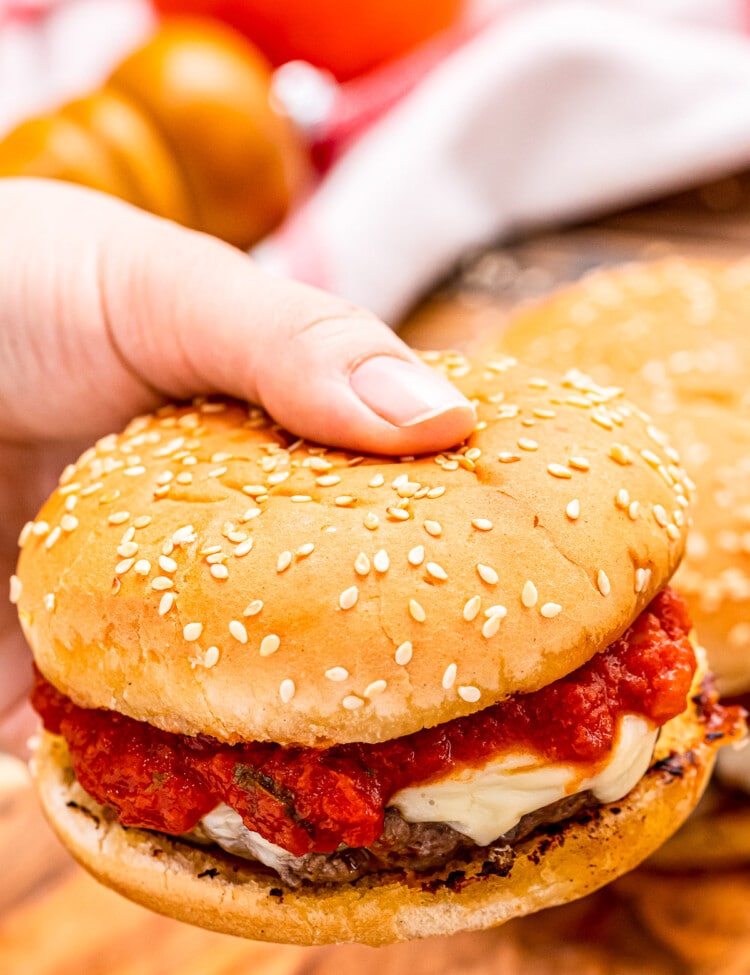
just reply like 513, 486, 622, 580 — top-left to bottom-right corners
501, 258, 750, 866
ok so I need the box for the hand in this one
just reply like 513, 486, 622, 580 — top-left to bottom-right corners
0, 178, 475, 757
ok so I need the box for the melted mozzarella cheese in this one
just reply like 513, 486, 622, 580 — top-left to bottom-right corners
196, 714, 658, 862
390, 715, 657, 846
200, 804, 297, 874
716, 737, 750, 794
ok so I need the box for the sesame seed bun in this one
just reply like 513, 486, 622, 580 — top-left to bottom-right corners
31, 651, 722, 948
15, 358, 690, 747
501, 258, 750, 698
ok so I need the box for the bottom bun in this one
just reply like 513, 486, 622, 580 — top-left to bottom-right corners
32, 681, 732, 947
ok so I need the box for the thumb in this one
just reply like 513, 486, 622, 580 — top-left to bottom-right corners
0, 181, 476, 454
103, 203, 477, 455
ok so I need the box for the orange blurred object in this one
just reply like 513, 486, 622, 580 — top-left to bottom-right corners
0, 20, 310, 249
150, 0, 465, 81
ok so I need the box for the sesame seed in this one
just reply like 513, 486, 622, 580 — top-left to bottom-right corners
124, 465, 146, 477
364, 513, 380, 530
533, 408, 556, 419
666, 524, 681, 540
673, 509, 685, 527
485, 605, 508, 618
408, 546, 425, 567
151, 576, 174, 590
44, 593, 55, 611
158, 593, 175, 616
354, 552, 371, 576
365, 680, 387, 698
240, 508, 261, 522
610, 444, 632, 465
133, 515, 152, 529
547, 464, 572, 479
387, 507, 410, 521
541, 602, 562, 618
296, 543, 315, 558
477, 563, 499, 585
522, 581, 538, 608
397, 481, 421, 498
108, 511, 130, 525
206, 553, 226, 565
463, 596, 481, 622
472, 518, 493, 531
200, 545, 222, 556
155, 471, 174, 486
290, 495, 312, 503
653, 505, 668, 527
9, 575, 21, 604
340, 586, 359, 610
591, 413, 614, 430
277, 551, 292, 572
597, 570, 611, 596
117, 541, 139, 558
115, 557, 135, 575
175, 472, 193, 485
64, 496, 77, 512
566, 499, 581, 520
232, 539, 253, 559
208, 467, 228, 478
133, 559, 151, 575
616, 488, 630, 508
280, 679, 296, 704
243, 599, 263, 616
210, 451, 232, 463
172, 525, 197, 546
395, 641, 413, 665
518, 438, 539, 451
368, 473, 385, 488
641, 449, 662, 468
409, 599, 426, 622
210, 564, 229, 580
32, 521, 50, 536
18, 522, 33, 546
229, 620, 248, 644
442, 664, 457, 690
335, 496, 357, 507
498, 452, 521, 463
268, 471, 290, 485
628, 501, 640, 520
121, 526, 136, 544
316, 474, 341, 487
482, 614, 503, 638
60, 514, 78, 532
343, 695, 364, 710
424, 520, 442, 537
568, 457, 590, 471
200, 647, 220, 669
458, 685, 481, 703
634, 567, 648, 593
374, 549, 390, 573
427, 486, 446, 499
326, 667, 349, 682
183, 622, 203, 642
260, 634, 280, 656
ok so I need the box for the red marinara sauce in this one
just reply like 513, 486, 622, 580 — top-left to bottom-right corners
33, 588, 696, 856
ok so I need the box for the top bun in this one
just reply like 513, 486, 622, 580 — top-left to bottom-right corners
502, 258, 750, 695
15, 355, 689, 746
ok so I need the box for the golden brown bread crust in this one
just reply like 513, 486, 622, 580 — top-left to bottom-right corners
501, 259, 750, 696
15, 357, 690, 746
31, 664, 726, 947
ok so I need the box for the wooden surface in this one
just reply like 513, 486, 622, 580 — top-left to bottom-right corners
5, 172, 750, 973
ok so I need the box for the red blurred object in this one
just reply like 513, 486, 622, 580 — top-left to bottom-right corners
150, 0, 465, 81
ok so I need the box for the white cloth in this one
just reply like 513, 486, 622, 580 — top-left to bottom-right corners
257, 0, 750, 322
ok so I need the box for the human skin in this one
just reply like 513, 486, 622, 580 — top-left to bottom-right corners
0, 178, 475, 756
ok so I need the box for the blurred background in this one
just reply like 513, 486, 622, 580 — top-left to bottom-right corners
3, 1, 750, 972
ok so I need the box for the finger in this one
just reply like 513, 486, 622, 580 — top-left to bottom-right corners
1, 180, 476, 454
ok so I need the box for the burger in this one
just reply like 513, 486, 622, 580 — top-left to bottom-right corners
12, 353, 738, 944
501, 258, 750, 867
